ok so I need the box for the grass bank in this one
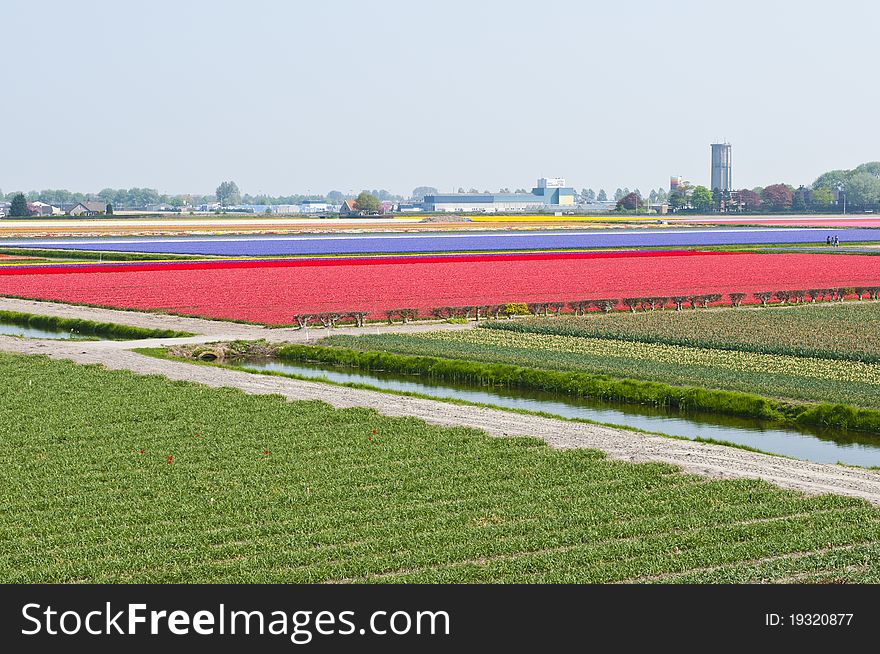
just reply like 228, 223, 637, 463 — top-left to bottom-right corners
0, 310, 194, 340
0, 246, 210, 262
275, 343, 880, 434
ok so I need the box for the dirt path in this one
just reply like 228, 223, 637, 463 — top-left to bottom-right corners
0, 297, 477, 347
2, 298, 880, 505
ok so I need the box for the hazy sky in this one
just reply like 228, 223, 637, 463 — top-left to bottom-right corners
2, 0, 878, 197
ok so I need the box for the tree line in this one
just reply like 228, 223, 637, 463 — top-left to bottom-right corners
5, 162, 879, 213
608, 161, 880, 213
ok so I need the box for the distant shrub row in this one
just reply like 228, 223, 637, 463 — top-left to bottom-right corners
291, 286, 880, 328
293, 312, 369, 328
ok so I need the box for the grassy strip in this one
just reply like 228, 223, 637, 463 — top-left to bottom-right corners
274, 343, 880, 434
0, 247, 207, 262
0, 310, 194, 340
2, 350, 877, 583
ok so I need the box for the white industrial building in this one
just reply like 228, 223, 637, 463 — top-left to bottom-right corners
423, 178, 576, 213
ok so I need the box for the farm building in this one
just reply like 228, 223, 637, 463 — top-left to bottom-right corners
423, 178, 576, 212
339, 199, 358, 216
67, 201, 108, 216
27, 201, 62, 216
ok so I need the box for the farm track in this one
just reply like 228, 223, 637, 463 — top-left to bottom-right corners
2, 297, 880, 505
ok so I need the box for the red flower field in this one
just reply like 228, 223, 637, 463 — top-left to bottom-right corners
1, 251, 879, 325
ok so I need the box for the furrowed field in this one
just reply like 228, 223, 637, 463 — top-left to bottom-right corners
483, 302, 880, 364
2, 352, 879, 583
323, 322, 880, 410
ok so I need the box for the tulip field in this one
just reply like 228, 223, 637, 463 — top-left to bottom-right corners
3, 351, 879, 583
483, 301, 880, 363
2, 251, 880, 325
2, 226, 879, 256
323, 323, 880, 409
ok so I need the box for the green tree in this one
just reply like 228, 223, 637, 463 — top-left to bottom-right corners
410, 186, 438, 201
370, 189, 398, 201
106, 203, 114, 215
597, 189, 607, 201
669, 182, 692, 211
854, 161, 880, 178
9, 193, 29, 217
844, 172, 880, 205
811, 188, 834, 206
355, 191, 380, 214
326, 190, 345, 204
691, 185, 713, 211
813, 169, 849, 191
97, 188, 116, 204
613, 188, 624, 201
215, 181, 241, 206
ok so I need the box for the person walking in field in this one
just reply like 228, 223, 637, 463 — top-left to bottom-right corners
827, 235, 832, 246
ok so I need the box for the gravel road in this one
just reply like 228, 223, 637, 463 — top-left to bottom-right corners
2, 297, 880, 505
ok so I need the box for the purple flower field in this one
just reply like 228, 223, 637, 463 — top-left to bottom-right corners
2, 227, 877, 256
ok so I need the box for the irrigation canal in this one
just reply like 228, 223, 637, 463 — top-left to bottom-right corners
0, 322, 104, 340
239, 358, 880, 468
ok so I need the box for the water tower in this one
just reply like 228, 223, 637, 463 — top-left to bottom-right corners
710, 143, 732, 191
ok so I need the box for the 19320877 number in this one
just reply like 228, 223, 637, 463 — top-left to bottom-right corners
790, 614, 853, 626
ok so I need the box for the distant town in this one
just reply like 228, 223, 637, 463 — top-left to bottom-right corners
2, 144, 878, 218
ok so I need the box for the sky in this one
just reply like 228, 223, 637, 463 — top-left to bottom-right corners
2, 0, 879, 197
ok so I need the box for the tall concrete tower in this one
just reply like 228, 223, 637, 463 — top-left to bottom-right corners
710, 143, 732, 191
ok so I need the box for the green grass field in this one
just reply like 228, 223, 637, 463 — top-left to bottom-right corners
483, 302, 880, 363
2, 351, 879, 583
323, 328, 880, 410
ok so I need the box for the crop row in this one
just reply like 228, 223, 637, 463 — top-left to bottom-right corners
329, 329, 880, 387
322, 330, 880, 411
484, 301, 880, 364
3, 351, 878, 583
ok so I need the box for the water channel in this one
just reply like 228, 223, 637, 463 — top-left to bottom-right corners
238, 359, 880, 467
0, 322, 101, 340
